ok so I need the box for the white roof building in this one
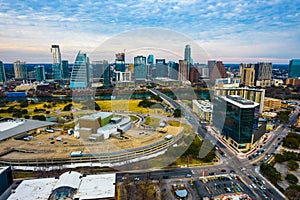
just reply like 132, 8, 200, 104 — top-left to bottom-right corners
8, 172, 116, 200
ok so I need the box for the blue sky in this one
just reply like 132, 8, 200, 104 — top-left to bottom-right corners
0, 0, 299, 63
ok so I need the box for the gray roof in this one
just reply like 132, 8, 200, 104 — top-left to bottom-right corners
0, 119, 56, 141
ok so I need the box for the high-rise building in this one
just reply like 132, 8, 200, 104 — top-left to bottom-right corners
147, 54, 154, 64
35, 65, 46, 82
134, 55, 147, 81
13, 60, 27, 80
254, 62, 272, 82
51, 45, 62, 80
288, 59, 300, 78
240, 64, 255, 86
156, 59, 168, 78
178, 60, 189, 82
212, 95, 264, 151
168, 61, 179, 80
0, 61, 6, 83
210, 61, 227, 83
115, 53, 125, 72
189, 66, 199, 83
103, 65, 111, 88
61, 60, 69, 79
70, 51, 91, 89
92, 60, 108, 80
184, 44, 192, 65
208, 60, 216, 76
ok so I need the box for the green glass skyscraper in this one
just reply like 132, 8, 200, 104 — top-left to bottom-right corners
35, 65, 45, 82
0, 61, 6, 83
288, 59, 300, 78
70, 51, 90, 89
134, 56, 147, 81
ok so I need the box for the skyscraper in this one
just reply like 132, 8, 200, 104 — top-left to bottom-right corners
147, 54, 154, 64
168, 61, 179, 80
92, 60, 108, 80
184, 44, 192, 65
240, 64, 255, 86
178, 60, 189, 82
134, 56, 147, 81
0, 61, 6, 83
212, 95, 263, 151
61, 60, 69, 79
70, 51, 91, 89
115, 53, 125, 72
35, 65, 46, 82
288, 59, 300, 78
254, 62, 272, 81
156, 59, 168, 78
51, 45, 62, 80
210, 61, 227, 83
13, 60, 27, 80
189, 66, 199, 83
208, 60, 216, 76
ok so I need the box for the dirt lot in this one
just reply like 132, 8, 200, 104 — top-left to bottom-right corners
0, 124, 184, 160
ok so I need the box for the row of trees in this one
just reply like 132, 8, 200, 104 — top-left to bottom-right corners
283, 132, 300, 149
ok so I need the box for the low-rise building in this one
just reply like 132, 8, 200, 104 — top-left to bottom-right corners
192, 100, 212, 123
8, 171, 116, 200
264, 97, 282, 111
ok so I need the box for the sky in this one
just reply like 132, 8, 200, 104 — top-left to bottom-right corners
0, 0, 299, 64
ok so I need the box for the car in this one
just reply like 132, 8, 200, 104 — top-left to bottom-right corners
134, 177, 140, 181
249, 184, 253, 189
252, 163, 257, 166
252, 184, 257, 189
221, 169, 226, 172
230, 169, 236, 173
186, 174, 192, 177
241, 167, 246, 171
209, 172, 215, 175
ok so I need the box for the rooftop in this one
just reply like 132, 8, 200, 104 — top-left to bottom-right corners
0, 119, 55, 141
80, 112, 112, 120
0, 166, 10, 174
222, 95, 259, 109
8, 172, 116, 200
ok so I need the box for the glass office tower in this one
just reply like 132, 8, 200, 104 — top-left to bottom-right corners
0, 61, 6, 83
213, 95, 259, 149
51, 45, 62, 80
35, 65, 46, 82
70, 51, 90, 89
61, 60, 69, 79
288, 59, 300, 78
134, 55, 147, 81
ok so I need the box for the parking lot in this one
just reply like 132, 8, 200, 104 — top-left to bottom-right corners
194, 174, 256, 199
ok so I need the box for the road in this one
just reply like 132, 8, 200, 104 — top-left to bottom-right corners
146, 88, 298, 199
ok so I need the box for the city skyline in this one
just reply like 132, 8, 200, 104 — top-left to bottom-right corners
0, 0, 299, 63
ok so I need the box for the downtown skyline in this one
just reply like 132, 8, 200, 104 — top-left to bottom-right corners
0, 0, 299, 63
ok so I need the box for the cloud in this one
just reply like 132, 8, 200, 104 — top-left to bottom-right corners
0, 0, 299, 63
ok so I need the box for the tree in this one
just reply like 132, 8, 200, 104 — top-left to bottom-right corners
19, 101, 28, 108
32, 115, 46, 121
173, 109, 181, 118
260, 163, 281, 184
286, 174, 299, 184
63, 104, 73, 111
288, 160, 299, 171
